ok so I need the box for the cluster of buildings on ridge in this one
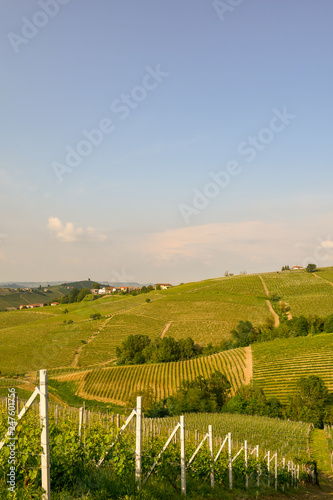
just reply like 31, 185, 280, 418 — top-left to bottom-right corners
92, 283, 172, 295
17, 283, 172, 310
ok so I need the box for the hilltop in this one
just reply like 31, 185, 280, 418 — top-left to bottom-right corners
0, 266, 332, 406
0, 279, 153, 312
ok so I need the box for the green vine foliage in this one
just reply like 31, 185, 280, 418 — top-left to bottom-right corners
0, 404, 305, 498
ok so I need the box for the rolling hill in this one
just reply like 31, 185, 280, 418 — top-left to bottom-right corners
0, 267, 332, 406
0, 280, 95, 312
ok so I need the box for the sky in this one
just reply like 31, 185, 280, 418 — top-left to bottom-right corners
0, 0, 333, 285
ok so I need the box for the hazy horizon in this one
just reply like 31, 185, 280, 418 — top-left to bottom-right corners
1, 1, 332, 284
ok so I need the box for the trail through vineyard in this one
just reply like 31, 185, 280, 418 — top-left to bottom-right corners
259, 429, 333, 500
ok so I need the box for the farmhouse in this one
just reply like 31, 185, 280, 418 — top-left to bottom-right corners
98, 287, 113, 295
291, 265, 303, 270
155, 283, 172, 289
20, 303, 46, 309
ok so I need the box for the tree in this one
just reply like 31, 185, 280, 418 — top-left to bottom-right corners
115, 334, 151, 365
68, 288, 80, 303
325, 314, 333, 333
223, 395, 246, 414
167, 371, 231, 415
288, 375, 329, 427
306, 263, 317, 273
231, 321, 258, 347
90, 313, 101, 320
178, 337, 199, 360
127, 387, 156, 413
266, 397, 283, 418
151, 337, 180, 363
77, 288, 91, 302
294, 316, 309, 336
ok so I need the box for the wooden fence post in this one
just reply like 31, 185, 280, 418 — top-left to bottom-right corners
256, 445, 260, 487
208, 425, 214, 489
40, 370, 51, 500
79, 407, 84, 441
245, 440, 248, 489
180, 415, 186, 495
135, 396, 142, 488
228, 432, 233, 490
15, 393, 19, 414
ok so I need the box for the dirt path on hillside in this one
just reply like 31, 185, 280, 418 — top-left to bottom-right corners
259, 275, 270, 296
160, 322, 172, 338
71, 315, 114, 367
314, 273, 333, 287
264, 299, 280, 327
259, 275, 280, 327
243, 345, 253, 384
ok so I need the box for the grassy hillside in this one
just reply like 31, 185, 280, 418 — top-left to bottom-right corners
50, 346, 250, 404
260, 268, 333, 317
252, 332, 333, 403
0, 280, 98, 312
0, 273, 271, 375
0, 267, 332, 386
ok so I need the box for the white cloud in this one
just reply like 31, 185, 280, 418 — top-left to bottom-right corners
322, 240, 333, 249
142, 221, 291, 262
47, 217, 107, 243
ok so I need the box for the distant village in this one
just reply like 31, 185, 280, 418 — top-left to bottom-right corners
16, 283, 172, 310
5, 265, 305, 311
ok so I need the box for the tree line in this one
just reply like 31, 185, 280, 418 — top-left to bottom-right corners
129, 372, 333, 428
229, 313, 333, 349
115, 312, 333, 366
116, 336, 202, 365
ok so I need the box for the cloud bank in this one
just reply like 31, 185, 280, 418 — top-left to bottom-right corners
47, 217, 107, 243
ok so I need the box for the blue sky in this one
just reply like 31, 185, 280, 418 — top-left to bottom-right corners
1, 0, 333, 284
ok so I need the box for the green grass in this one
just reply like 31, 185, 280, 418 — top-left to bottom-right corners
1, 267, 333, 382
0, 284, 70, 312
252, 332, 333, 403
51, 347, 249, 405
0, 273, 269, 375
155, 412, 310, 461
316, 266, 333, 284
261, 269, 333, 317
47, 379, 121, 410
310, 429, 332, 473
